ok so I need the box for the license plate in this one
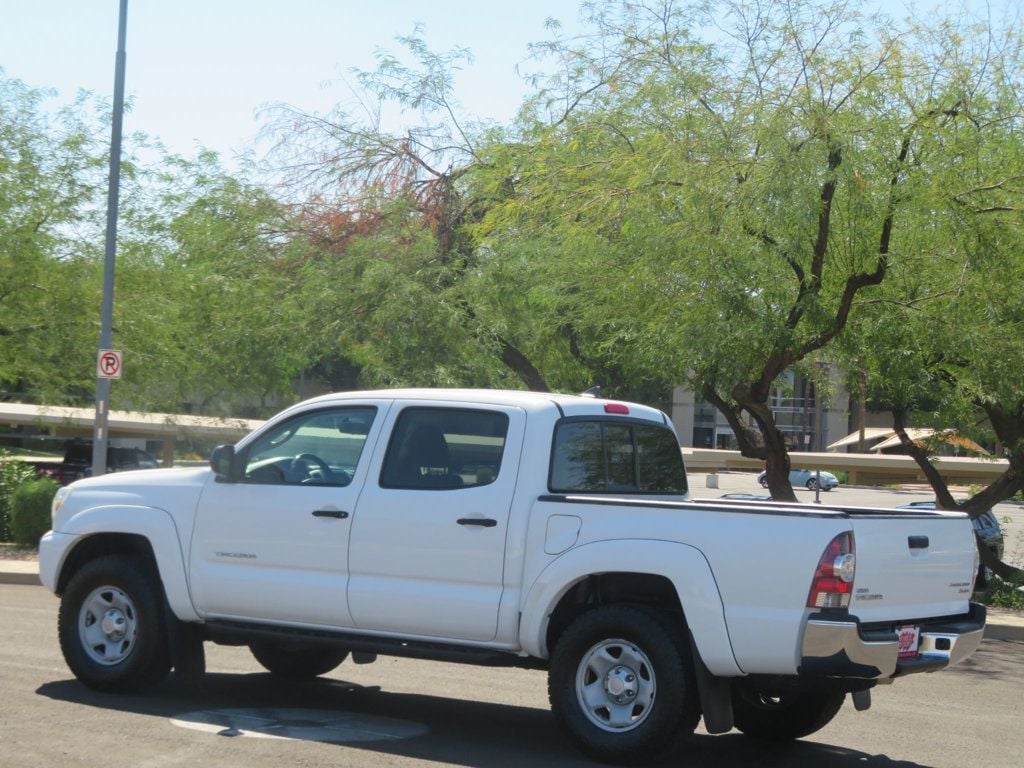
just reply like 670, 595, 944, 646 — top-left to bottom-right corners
897, 625, 920, 659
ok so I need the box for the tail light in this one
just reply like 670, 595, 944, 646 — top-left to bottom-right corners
807, 532, 856, 609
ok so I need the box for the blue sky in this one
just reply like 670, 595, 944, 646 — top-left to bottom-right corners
1, 1, 1018, 166
0, 0, 586, 163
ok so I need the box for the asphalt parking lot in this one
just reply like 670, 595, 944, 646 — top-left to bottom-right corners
2, 583, 1023, 768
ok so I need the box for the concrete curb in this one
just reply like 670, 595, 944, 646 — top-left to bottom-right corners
0, 561, 41, 586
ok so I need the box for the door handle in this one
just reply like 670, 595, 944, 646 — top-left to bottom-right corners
312, 509, 349, 519
457, 517, 497, 527
908, 535, 929, 550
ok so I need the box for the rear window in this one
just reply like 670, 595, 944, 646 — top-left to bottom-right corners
380, 407, 509, 490
549, 419, 687, 494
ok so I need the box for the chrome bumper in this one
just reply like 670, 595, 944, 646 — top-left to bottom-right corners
800, 603, 986, 679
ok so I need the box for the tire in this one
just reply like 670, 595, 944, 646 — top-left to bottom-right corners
758, 477, 769, 489
975, 564, 992, 589
806, 478, 819, 491
58, 554, 171, 692
548, 605, 701, 764
249, 640, 349, 678
732, 684, 845, 741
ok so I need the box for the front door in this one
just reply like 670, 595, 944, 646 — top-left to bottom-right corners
189, 402, 386, 627
348, 403, 525, 641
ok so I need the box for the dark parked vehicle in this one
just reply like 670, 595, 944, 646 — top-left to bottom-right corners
34, 442, 159, 484
897, 501, 1005, 588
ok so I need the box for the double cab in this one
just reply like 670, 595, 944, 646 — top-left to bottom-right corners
39, 389, 985, 761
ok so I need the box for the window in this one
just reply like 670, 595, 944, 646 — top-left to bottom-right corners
243, 407, 377, 486
381, 408, 509, 490
550, 419, 687, 494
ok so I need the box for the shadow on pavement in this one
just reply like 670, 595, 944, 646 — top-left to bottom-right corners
38, 671, 932, 768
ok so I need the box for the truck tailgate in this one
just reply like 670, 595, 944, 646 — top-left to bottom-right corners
847, 509, 975, 622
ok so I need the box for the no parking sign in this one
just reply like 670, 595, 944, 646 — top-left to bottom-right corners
97, 349, 123, 379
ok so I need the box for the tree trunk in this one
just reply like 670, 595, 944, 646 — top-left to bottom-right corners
498, 337, 550, 392
729, 385, 797, 502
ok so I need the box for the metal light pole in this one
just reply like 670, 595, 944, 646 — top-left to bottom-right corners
92, 0, 129, 477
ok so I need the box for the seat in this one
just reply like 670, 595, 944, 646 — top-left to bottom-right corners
388, 424, 463, 488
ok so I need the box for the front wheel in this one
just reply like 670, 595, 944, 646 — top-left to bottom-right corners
250, 640, 348, 678
548, 605, 700, 764
58, 555, 171, 692
733, 684, 845, 741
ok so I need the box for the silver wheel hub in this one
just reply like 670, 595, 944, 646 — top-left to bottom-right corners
604, 665, 638, 702
100, 609, 128, 640
78, 586, 139, 666
575, 639, 656, 733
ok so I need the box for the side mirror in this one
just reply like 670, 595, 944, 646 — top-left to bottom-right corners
210, 444, 236, 480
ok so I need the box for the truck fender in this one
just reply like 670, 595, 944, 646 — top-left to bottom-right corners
58, 505, 198, 622
520, 539, 742, 677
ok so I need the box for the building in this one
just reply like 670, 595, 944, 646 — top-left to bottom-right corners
670, 365, 853, 451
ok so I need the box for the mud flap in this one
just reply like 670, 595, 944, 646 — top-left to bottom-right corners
689, 632, 733, 734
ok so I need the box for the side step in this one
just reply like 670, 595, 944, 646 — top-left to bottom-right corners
205, 619, 547, 670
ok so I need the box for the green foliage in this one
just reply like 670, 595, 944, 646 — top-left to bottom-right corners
0, 73, 105, 401
9, 476, 57, 546
978, 575, 1024, 610
0, 452, 35, 542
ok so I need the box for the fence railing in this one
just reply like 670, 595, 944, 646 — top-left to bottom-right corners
683, 448, 1009, 486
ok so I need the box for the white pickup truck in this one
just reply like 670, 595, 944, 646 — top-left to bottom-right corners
39, 389, 985, 762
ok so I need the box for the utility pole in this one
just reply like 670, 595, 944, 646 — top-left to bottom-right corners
92, 0, 128, 477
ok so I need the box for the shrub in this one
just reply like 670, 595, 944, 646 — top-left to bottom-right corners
0, 452, 36, 542
978, 573, 1024, 610
10, 477, 58, 546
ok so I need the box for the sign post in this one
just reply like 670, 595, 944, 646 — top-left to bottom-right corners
92, 0, 129, 478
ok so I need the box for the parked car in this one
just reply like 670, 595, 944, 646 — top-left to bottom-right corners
758, 468, 840, 491
897, 501, 1005, 588
32, 441, 160, 484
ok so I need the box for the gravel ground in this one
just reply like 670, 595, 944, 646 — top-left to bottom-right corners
0, 544, 38, 561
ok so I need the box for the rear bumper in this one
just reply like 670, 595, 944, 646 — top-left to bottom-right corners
800, 602, 986, 679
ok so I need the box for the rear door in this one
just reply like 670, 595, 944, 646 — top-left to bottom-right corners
347, 402, 525, 641
847, 509, 977, 621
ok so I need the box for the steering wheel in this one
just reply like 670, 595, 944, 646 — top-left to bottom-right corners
290, 453, 333, 483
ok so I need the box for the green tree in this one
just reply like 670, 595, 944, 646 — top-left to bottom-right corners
261, 32, 589, 394
853, 65, 1024, 578
109, 151, 319, 416
0, 73, 103, 402
475, 0, 1023, 500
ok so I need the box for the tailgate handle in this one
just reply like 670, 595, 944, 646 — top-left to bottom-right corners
908, 535, 929, 550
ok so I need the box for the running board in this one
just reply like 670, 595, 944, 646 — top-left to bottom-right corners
204, 619, 546, 670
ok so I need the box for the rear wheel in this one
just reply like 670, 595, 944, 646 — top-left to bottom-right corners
58, 555, 171, 692
806, 478, 819, 491
249, 640, 348, 678
733, 684, 845, 741
548, 605, 700, 764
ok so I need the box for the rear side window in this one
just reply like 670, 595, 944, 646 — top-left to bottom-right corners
550, 419, 687, 494
381, 408, 509, 490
